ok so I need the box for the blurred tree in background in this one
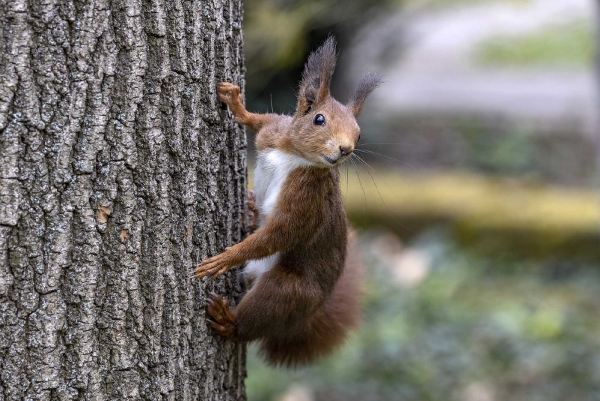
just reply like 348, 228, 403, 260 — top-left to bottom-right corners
244, 0, 399, 113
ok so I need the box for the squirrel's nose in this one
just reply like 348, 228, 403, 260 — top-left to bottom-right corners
339, 145, 353, 156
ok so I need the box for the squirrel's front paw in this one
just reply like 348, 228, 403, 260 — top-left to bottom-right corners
194, 250, 236, 279
207, 293, 237, 339
217, 82, 240, 105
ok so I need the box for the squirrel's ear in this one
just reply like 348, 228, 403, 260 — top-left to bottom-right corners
347, 73, 382, 117
297, 36, 338, 116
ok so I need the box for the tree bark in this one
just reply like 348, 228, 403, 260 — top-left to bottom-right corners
0, 0, 247, 399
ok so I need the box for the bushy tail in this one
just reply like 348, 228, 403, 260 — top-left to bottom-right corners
260, 235, 363, 367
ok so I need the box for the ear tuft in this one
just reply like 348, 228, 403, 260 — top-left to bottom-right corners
297, 36, 338, 116
347, 73, 383, 117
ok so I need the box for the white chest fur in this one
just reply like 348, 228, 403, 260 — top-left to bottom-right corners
253, 149, 313, 222
245, 149, 313, 280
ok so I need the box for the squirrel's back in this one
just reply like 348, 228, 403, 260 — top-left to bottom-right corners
260, 231, 363, 367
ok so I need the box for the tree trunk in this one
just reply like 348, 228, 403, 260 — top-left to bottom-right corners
0, 0, 247, 399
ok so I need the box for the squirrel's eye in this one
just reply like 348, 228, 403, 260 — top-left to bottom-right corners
314, 114, 326, 126
358, 134, 361, 142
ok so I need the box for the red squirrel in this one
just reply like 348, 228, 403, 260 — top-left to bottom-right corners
194, 37, 381, 367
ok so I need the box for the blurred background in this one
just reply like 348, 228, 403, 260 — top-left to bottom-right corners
242, 0, 600, 400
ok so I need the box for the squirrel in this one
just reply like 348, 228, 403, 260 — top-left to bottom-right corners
194, 37, 381, 367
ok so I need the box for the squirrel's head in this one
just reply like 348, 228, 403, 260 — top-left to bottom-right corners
290, 37, 382, 168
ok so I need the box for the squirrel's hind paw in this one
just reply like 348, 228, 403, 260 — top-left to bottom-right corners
207, 293, 237, 339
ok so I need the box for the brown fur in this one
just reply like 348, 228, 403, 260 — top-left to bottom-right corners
259, 231, 363, 366
196, 37, 380, 367
348, 72, 383, 117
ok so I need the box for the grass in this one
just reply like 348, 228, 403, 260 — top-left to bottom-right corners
476, 20, 595, 68
342, 168, 599, 259
343, 169, 599, 233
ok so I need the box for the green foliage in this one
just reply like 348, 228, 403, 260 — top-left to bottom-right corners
476, 20, 594, 68
247, 229, 600, 400
457, 118, 535, 175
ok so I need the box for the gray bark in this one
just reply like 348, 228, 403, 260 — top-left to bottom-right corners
0, 0, 247, 399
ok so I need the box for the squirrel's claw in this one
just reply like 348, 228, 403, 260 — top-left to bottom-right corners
207, 318, 226, 332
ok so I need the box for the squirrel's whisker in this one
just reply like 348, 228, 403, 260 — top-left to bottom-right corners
352, 154, 410, 232
349, 156, 368, 227
358, 142, 416, 146
355, 148, 417, 170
